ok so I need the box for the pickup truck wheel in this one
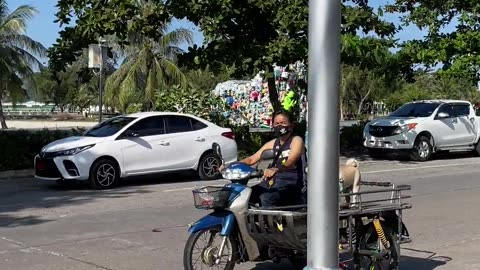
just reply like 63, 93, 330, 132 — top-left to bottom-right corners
474, 143, 480, 157
410, 136, 432, 162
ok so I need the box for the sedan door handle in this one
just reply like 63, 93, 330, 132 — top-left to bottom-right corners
195, 137, 205, 142
159, 141, 170, 146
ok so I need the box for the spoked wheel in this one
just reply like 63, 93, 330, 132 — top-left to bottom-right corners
354, 222, 400, 270
410, 136, 432, 162
89, 159, 119, 190
183, 227, 238, 270
198, 153, 222, 180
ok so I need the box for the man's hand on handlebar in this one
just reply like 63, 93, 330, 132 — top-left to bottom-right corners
264, 168, 278, 179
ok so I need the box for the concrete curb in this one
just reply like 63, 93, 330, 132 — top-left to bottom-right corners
0, 169, 34, 180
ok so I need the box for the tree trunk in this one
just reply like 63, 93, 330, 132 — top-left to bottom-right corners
0, 90, 8, 129
267, 76, 282, 113
340, 98, 344, 121
357, 95, 369, 116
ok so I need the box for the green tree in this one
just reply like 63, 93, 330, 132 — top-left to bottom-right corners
104, 23, 193, 113
50, 0, 403, 113
0, 2, 46, 129
49, 0, 171, 71
184, 65, 235, 92
341, 65, 387, 118
386, 0, 480, 82
384, 72, 480, 110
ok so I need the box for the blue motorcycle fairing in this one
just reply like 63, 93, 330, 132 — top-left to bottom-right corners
188, 210, 236, 236
225, 182, 247, 202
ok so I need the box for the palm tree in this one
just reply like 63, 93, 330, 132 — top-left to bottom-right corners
105, 1, 193, 113
0, 1, 46, 129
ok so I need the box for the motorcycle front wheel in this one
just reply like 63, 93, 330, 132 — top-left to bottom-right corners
183, 226, 238, 270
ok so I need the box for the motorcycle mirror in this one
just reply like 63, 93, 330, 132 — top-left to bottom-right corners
260, 149, 275, 160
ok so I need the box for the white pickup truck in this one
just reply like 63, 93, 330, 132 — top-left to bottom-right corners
363, 100, 480, 161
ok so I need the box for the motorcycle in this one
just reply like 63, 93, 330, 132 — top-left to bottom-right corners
183, 143, 411, 270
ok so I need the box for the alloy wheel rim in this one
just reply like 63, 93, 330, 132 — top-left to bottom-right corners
97, 164, 116, 187
418, 141, 430, 158
203, 157, 220, 178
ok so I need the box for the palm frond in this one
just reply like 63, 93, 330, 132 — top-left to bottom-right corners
159, 27, 194, 49
0, 5, 37, 34
156, 57, 188, 88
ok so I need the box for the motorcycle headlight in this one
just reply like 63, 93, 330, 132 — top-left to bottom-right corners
57, 144, 95, 156
222, 168, 251, 180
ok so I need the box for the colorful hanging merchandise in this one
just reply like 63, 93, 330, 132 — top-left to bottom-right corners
213, 61, 308, 128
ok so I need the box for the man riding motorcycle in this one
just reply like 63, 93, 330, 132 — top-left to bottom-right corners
223, 110, 307, 207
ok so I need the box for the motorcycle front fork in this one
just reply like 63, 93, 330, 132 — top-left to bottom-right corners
215, 236, 228, 264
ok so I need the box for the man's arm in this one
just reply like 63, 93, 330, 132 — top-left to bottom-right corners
240, 139, 275, 166
278, 136, 304, 172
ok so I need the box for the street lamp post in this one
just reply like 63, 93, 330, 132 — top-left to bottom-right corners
304, 0, 341, 269
88, 39, 108, 123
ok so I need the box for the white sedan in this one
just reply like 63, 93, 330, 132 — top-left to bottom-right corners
34, 112, 238, 189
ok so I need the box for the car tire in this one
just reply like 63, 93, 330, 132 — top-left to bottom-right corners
410, 136, 432, 162
474, 143, 480, 156
198, 153, 222, 180
367, 148, 384, 159
89, 158, 120, 189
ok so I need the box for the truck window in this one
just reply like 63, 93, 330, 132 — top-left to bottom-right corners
389, 102, 441, 117
437, 104, 454, 118
453, 104, 470, 117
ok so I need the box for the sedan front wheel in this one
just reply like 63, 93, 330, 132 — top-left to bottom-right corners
89, 158, 120, 189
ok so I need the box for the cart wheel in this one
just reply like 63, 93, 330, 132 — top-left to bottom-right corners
354, 222, 400, 270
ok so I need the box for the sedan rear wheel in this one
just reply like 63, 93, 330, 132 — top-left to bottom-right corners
198, 153, 221, 180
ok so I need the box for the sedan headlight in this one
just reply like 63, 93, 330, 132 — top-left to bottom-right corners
57, 144, 95, 156
393, 123, 418, 134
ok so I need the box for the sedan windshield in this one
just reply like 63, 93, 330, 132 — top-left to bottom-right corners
83, 116, 136, 137
389, 102, 440, 118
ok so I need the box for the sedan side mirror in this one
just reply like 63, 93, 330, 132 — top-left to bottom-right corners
125, 131, 139, 138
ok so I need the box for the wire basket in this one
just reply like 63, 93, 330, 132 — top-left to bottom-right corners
192, 186, 231, 210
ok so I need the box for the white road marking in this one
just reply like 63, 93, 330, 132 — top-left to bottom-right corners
160, 160, 480, 193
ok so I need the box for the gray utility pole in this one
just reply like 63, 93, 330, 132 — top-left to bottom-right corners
88, 39, 107, 123
304, 0, 341, 269
98, 39, 106, 123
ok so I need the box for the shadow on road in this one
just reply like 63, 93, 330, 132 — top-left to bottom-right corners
342, 147, 477, 165
243, 252, 451, 270
0, 179, 155, 228
402, 255, 451, 269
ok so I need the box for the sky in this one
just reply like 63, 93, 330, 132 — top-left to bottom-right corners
6, 0, 455, 59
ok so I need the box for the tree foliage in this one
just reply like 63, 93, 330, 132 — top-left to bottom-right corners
49, 0, 171, 71
0, 1, 46, 128
154, 85, 230, 126
104, 24, 193, 113
387, 0, 480, 81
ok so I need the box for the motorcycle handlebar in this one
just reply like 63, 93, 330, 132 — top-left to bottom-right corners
250, 170, 264, 179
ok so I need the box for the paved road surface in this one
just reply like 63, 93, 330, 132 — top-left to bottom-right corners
0, 154, 479, 269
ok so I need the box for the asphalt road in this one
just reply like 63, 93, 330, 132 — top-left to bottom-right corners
1, 153, 480, 270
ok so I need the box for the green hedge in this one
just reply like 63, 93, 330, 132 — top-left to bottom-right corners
0, 122, 365, 171
0, 128, 84, 171
339, 121, 367, 151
